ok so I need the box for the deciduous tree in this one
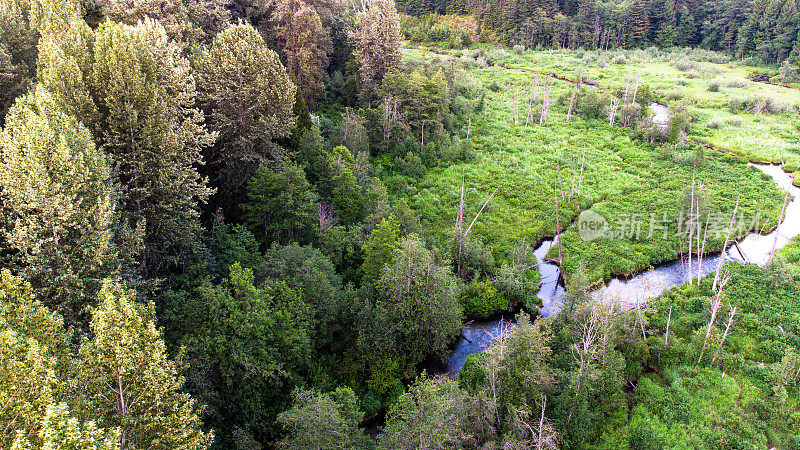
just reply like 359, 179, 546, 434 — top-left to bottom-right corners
0, 86, 115, 326
195, 22, 297, 158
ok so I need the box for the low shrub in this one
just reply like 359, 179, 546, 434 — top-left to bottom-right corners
612, 54, 627, 64
513, 44, 525, 55
724, 78, 748, 88
707, 79, 722, 92
674, 58, 694, 72
461, 280, 509, 318
665, 88, 685, 101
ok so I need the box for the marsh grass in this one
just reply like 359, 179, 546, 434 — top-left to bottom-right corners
400, 45, 786, 284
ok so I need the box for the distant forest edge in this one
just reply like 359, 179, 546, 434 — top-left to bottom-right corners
396, 0, 799, 67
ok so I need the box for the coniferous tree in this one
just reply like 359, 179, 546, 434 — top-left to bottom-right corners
244, 163, 319, 245
97, 0, 231, 43
274, 0, 332, 105
0, 86, 115, 327
353, 0, 402, 89
627, 0, 650, 48
374, 235, 462, 375
0, 0, 37, 125
361, 216, 401, 283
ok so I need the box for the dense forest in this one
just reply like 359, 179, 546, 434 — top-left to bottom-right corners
1, 0, 800, 447
397, 0, 800, 64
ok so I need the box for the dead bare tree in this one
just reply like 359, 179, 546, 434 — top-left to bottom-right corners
554, 185, 563, 264
571, 306, 599, 394
556, 162, 566, 203
711, 306, 737, 364
316, 201, 338, 239
698, 209, 710, 285
622, 77, 631, 104
686, 172, 696, 283
698, 274, 730, 363
665, 305, 672, 345
534, 395, 558, 450
608, 95, 619, 125
566, 75, 580, 122
539, 82, 552, 125
525, 76, 539, 127
713, 198, 739, 292
482, 320, 509, 429
454, 170, 499, 279
631, 73, 640, 105
381, 95, 408, 142
577, 147, 585, 197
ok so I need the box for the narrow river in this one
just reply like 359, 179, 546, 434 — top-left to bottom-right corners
445, 162, 799, 376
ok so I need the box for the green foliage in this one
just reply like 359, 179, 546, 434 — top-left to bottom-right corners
38, 17, 215, 275
364, 235, 462, 382
277, 387, 370, 449
195, 22, 297, 157
0, 86, 115, 327
176, 263, 312, 445
461, 280, 508, 318
78, 281, 213, 449
354, 0, 402, 87
379, 376, 468, 449
260, 242, 351, 353
361, 216, 401, 283
0, 270, 210, 449
245, 164, 318, 245
0, 0, 37, 125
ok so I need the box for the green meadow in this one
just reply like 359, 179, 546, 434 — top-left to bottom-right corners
401, 44, 790, 285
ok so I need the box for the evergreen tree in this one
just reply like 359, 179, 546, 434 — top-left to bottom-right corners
374, 235, 462, 376
353, 0, 402, 88
675, 5, 696, 46
361, 216, 401, 283
244, 163, 319, 245
274, 0, 332, 105
0, 0, 37, 125
627, 0, 650, 48
0, 86, 115, 327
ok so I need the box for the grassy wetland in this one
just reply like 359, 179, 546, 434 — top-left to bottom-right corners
4, 0, 800, 446
399, 43, 792, 288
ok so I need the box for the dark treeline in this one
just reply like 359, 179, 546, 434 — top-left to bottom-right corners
398, 0, 800, 65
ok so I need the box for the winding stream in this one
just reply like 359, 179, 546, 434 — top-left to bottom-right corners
445, 162, 800, 376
